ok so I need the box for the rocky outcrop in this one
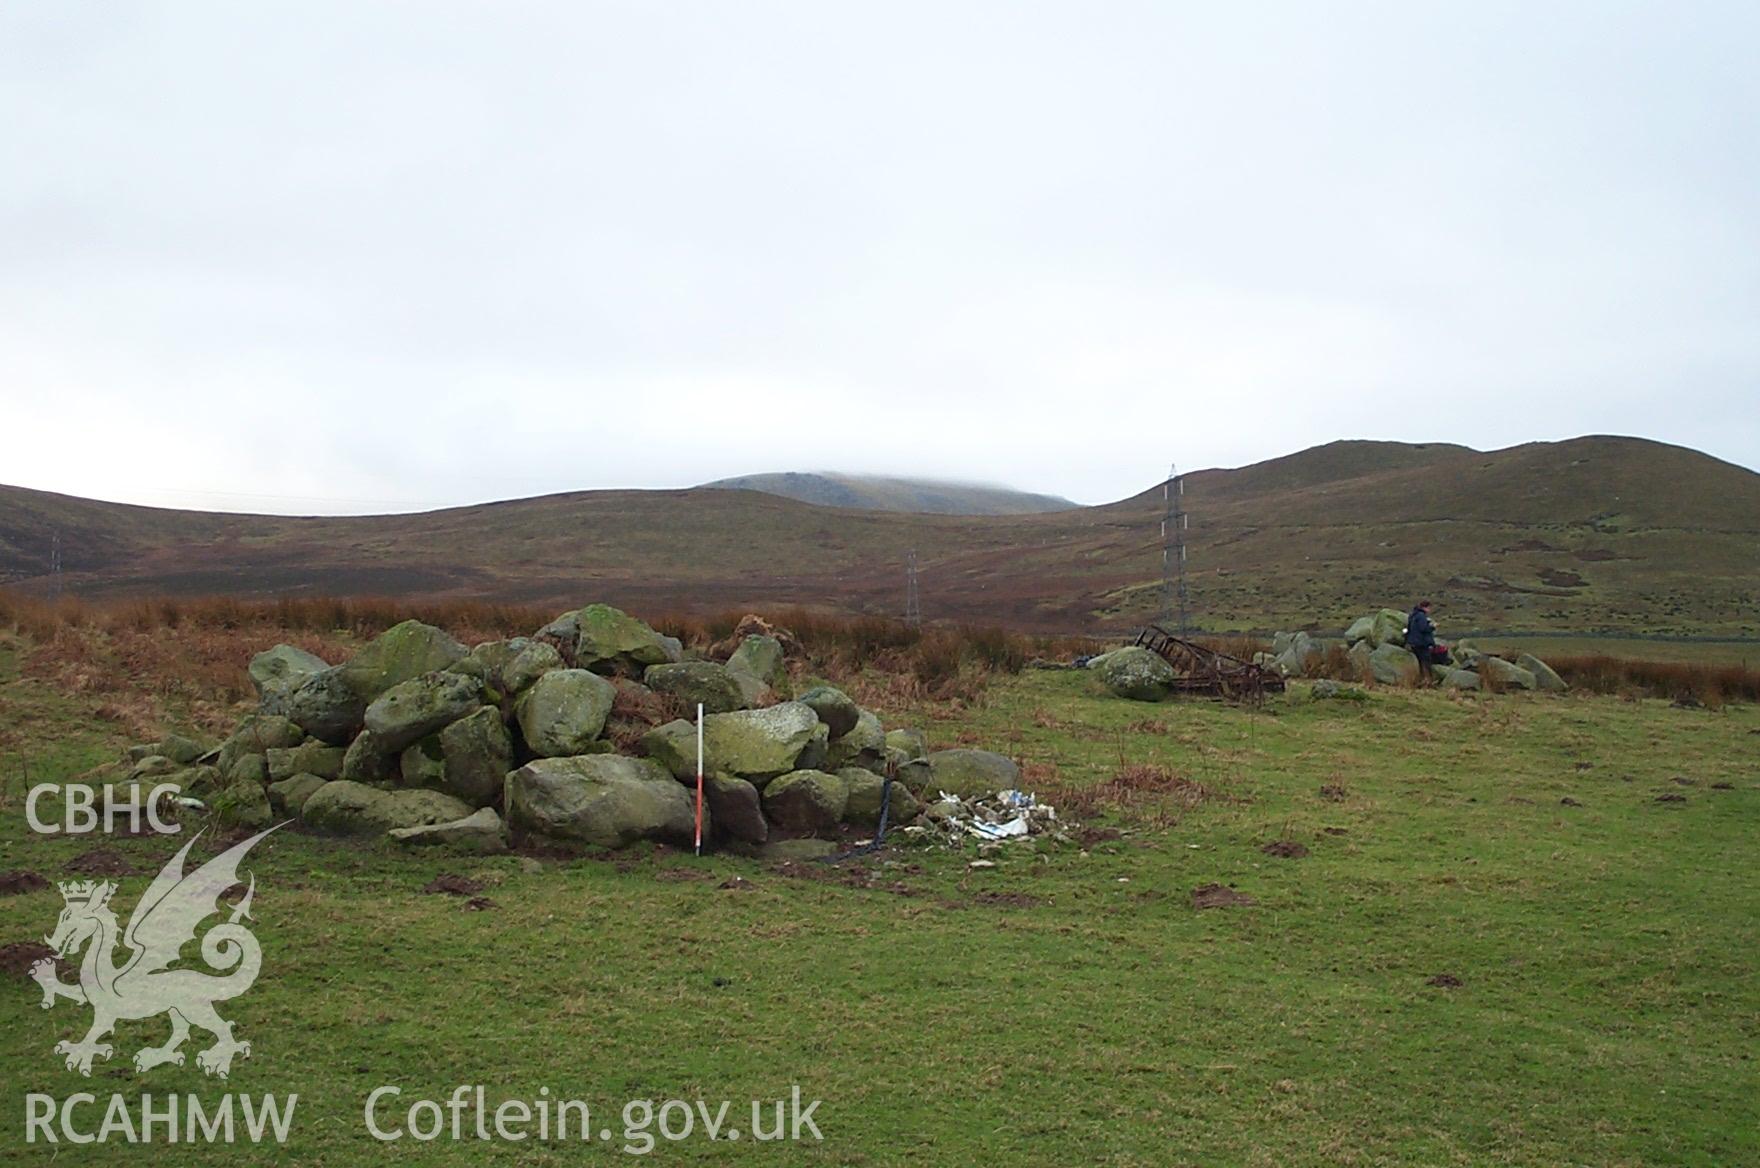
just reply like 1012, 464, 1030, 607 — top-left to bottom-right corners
505, 755, 698, 848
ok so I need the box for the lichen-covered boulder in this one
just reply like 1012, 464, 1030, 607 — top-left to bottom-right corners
216, 714, 307, 775
336, 620, 468, 702
797, 684, 860, 738
1480, 657, 1538, 691
1346, 640, 1373, 681
538, 604, 678, 675
505, 755, 698, 848
265, 741, 346, 783
1097, 646, 1175, 701
168, 764, 226, 798
434, 706, 513, 807
643, 661, 746, 715
641, 702, 819, 785
299, 780, 392, 834
456, 637, 562, 697
155, 733, 211, 766
286, 667, 368, 746
1438, 666, 1481, 690
797, 722, 831, 771
1270, 632, 1320, 678
926, 749, 1022, 799
839, 767, 922, 827
1515, 653, 1568, 692
885, 728, 928, 761
400, 736, 446, 789
210, 781, 272, 829
704, 773, 767, 845
726, 635, 791, 702
1369, 609, 1409, 649
267, 773, 327, 817
340, 728, 398, 784
515, 669, 616, 757
825, 709, 886, 772
761, 769, 849, 834
388, 806, 508, 853
364, 671, 484, 753
1343, 615, 1376, 645
1368, 643, 1419, 686
1451, 640, 1484, 669
249, 645, 331, 716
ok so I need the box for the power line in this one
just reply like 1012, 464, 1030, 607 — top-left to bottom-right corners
905, 549, 921, 627
1160, 465, 1188, 635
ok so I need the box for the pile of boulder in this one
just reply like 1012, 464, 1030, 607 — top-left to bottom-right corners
1257, 608, 1567, 692
111, 606, 1025, 856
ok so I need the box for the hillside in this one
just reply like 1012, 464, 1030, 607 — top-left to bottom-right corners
2, 436, 1756, 636
700, 472, 1078, 515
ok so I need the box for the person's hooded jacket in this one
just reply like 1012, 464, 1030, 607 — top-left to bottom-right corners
1406, 606, 1436, 651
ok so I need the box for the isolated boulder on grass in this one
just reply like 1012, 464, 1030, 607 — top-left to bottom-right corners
515, 668, 617, 757
1097, 646, 1176, 701
505, 755, 698, 848
643, 661, 746, 715
761, 769, 849, 834
249, 645, 330, 716
926, 749, 1022, 799
641, 702, 820, 785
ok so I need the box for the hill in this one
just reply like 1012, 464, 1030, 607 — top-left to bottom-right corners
700, 472, 1078, 515
2, 436, 1756, 636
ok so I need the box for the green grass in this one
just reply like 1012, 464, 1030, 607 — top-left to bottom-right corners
0, 665, 1755, 1165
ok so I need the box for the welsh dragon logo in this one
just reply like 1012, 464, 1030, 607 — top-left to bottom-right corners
30, 826, 282, 1078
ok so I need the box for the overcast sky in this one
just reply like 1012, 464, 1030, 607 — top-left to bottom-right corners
2, 2, 1755, 514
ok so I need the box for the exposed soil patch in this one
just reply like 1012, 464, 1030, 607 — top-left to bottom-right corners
1671, 776, 1696, 786
461, 896, 497, 911
0, 870, 49, 896
1537, 567, 1587, 589
1560, 797, 1583, 807
1318, 784, 1349, 802
1574, 761, 1593, 771
511, 837, 590, 863
1499, 539, 1561, 553
1654, 793, 1687, 804
717, 876, 756, 891
64, 849, 133, 877
941, 890, 1046, 910
1075, 827, 1124, 848
1191, 883, 1255, 910
654, 867, 717, 883
1322, 826, 1348, 836
1573, 548, 1619, 561
0, 941, 68, 980
421, 874, 486, 897
1427, 973, 1463, 988
1711, 782, 1734, 790
1261, 841, 1309, 859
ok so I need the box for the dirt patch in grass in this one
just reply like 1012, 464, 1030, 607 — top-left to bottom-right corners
941, 890, 1046, 910
0, 941, 66, 980
64, 849, 133, 877
1561, 797, 1583, 807
1192, 883, 1255, 910
1261, 840, 1309, 859
717, 876, 756, 891
1654, 793, 1687, 804
1428, 973, 1464, 988
421, 874, 486, 897
1711, 781, 1734, 790
654, 867, 718, 883
1318, 784, 1349, 802
461, 896, 497, 911
1075, 826, 1124, 848
0, 870, 49, 896
772, 861, 914, 895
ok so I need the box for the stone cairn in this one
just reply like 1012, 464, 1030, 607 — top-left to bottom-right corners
113, 606, 1022, 858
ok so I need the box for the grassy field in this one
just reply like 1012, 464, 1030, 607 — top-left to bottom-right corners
0, 632, 1755, 1165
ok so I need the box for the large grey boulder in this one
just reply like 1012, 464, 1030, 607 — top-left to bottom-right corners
388, 806, 508, 854
212, 781, 273, 829
436, 706, 513, 806
299, 780, 391, 834
726, 635, 791, 702
400, 736, 446, 789
1368, 609, 1409, 649
505, 755, 698, 848
249, 645, 330, 715
641, 702, 819, 785
643, 661, 747, 715
538, 604, 678, 675
336, 620, 468, 702
704, 773, 767, 845
456, 637, 562, 698
1097, 646, 1175, 701
1438, 666, 1481, 691
1346, 640, 1373, 681
1516, 653, 1568, 692
761, 769, 849, 834
1270, 632, 1320, 678
926, 749, 1022, 798
825, 709, 886, 772
1369, 643, 1419, 686
840, 768, 922, 827
515, 669, 616, 757
1480, 657, 1538, 691
286, 668, 368, 746
1343, 615, 1377, 645
885, 728, 928, 761
796, 684, 860, 738
364, 670, 484, 752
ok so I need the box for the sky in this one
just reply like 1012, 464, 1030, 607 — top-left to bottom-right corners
2, 1, 1756, 514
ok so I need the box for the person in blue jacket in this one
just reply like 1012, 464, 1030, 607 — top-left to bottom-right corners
1406, 600, 1438, 685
